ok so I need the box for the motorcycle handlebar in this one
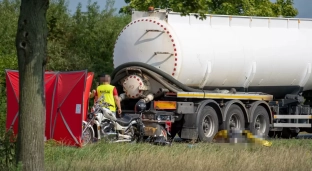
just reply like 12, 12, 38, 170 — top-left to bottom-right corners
102, 102, 114, 107
94, 101, 114, 108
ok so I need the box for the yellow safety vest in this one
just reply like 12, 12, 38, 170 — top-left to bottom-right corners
96, 84, 116, 112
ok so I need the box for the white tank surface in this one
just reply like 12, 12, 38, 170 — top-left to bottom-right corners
113, 10, 312, 97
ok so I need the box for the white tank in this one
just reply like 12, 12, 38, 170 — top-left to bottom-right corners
113, 11, 312, 98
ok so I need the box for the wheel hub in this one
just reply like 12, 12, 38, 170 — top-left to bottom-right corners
202, 115, 214, 137
254, 115, 266, 135
229, 114, 240, 130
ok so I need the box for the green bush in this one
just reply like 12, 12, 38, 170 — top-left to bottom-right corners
0, 0, 130, 169
0, 129, 17, 170
0, 0, 131, 132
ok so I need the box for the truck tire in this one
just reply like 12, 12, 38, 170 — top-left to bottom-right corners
222, 104, 245, 132
198, 106, 219, 142
249, 106, 270, 138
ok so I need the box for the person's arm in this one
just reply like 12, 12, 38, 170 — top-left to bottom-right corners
89, 89, 96, 98
113, 87, 121, 110
93, 91, 98, 103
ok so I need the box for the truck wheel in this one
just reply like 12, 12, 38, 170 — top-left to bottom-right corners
198, 106, 219, 142
249, 106, 270, 138
223, 104, 245, 132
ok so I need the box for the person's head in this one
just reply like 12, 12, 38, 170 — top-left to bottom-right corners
99, 74, 111, 84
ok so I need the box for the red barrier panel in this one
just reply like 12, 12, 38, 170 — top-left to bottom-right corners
5, 70, 20, 135
83, 72, 94, 121
52, 71, 87, 146
5, 70, 94, 147
44, 72, 59, 140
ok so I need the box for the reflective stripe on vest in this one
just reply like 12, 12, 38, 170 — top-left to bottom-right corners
96, 84, 116, 112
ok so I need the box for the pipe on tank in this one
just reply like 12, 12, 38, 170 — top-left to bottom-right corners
142, 94, 154, 103
119, 93, 126, 102
111, 62, 225, 93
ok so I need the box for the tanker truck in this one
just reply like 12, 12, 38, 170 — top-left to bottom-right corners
111, 8, 312, 142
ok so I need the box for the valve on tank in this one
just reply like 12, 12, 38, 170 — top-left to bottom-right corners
122, 74, 151, 99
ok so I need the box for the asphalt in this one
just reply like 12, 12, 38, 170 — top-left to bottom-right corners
296, 134, 312, 139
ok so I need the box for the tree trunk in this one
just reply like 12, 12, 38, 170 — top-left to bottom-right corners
15, 0, 49, 170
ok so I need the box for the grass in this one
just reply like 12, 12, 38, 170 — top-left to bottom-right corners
45, 139, 312, 171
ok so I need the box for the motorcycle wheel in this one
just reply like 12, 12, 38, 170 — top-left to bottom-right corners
82, 124, 93, 146
126, 125, 144, 143
127, 126, 137, 142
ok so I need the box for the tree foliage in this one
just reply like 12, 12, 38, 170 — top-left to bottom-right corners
0, 0, 131, 120
44, 0, 130, 77
0, 0, 130, 169
120, 0, 298, 19
0, 0, 20, 137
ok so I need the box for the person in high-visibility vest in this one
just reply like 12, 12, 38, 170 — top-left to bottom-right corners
89, 74, 122, 117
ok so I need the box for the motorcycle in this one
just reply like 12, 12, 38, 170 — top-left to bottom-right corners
81, 95, 145, 146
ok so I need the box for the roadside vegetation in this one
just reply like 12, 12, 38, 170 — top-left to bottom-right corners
44, 139, 312, 171
0, 0, 130, 169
